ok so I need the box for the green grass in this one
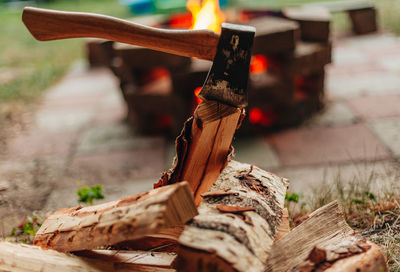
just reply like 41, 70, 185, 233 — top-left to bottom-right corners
286, 162, 400, 271
0, 0, 130, 103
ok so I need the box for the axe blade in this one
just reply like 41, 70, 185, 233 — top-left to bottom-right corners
198, 23, 256, 108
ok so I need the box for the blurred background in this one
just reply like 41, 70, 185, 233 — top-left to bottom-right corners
1, 0, 400, 268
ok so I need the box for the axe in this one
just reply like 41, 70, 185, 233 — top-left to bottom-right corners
23, 8, 255, 203
22, 7, 255, 108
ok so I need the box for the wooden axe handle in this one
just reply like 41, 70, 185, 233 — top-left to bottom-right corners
22, 7, 219, 61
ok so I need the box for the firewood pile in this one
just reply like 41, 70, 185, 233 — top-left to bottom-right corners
0, 94, 388, 271
87, 8, 335, 135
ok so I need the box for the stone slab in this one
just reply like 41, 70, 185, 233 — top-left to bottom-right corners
77, 123, 164, 154
43, 178, 155, 212
267, 123, 390, 167
347, 95, 400, 120
306, 102, 358, 127
35, 108, 95, 132
327, 70, 400, 98
370, 117, 400, 157
71, 148, 165, 180
5, 129, 77, 159
232, 136, 280, 170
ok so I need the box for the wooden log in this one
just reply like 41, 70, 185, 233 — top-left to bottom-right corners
265, 201, 388, 272
0, 242, 176, 272
156, 101, 242, 205
34, 182, 197, 252
283, 7, 331, 43
86, 39, 114, 68
177, 160, 289, 272
295, 238, 387, 271
349, 7, 377, 34
269, 41, 332, 77
275, 208, 290, 242
247, 16, 300, 55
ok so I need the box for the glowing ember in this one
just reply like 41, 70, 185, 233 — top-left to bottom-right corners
249, 108, 276, 126
186, 0, 225, 33
250, 55, 268, 74
194, 87, 203, 104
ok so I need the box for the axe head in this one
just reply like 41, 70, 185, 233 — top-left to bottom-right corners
198, 23, 256, 108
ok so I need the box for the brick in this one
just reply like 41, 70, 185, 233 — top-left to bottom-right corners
370, 118, 400, 157
6, 129, 76, 159
267, 123, 390, 166
327, 70, 400, 98
347, 95, 400, 119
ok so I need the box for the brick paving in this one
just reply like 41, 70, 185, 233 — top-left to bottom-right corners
1, 33, 400, 235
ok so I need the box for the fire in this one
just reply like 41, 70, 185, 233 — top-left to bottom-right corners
250, 55, 268, 74
194, 87, 203, 104
186, 0, 225, 33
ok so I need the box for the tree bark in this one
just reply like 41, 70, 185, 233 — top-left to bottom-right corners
0, 242, 177, 272
34, 182, 197, 252
177, 160, 289, 272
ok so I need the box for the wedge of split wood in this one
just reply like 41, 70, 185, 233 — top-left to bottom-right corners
34, 182, 197, 252
266, 201, 388, 272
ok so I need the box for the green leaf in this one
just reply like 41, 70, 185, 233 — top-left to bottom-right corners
365, 191, 376, 201
285, 192, 300, 203
351, 199, 365, 205
77, 185, 105, 205
10, 227, 16, 237
22, 222, 36, 236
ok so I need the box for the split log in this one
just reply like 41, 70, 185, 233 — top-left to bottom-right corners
247, 16, 300, 55
34, 182, 197, 252
156, 101, 242, 205
270, 41, 332, 77
283, 7, 331, 43
265, 201, 388, 272
0, 242, 176, 272
177, 160, 289, 272
349, 7, 377, 34
275, 208, 290, 241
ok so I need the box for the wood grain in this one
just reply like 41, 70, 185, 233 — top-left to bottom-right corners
22, 7, 218, 61
34, 182, 197, 252
0, 242, 176, 272
179, 101, 242, 205
265, 201, 388, 272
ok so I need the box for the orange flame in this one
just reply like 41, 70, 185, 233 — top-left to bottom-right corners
250, 55, 268, 74
194, 87, 203, 104
186, 0, 225, 33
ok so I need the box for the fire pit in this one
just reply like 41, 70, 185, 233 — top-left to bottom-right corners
87, 3, 332, 136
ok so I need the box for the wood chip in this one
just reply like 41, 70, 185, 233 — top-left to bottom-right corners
216, 205, 256, 213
